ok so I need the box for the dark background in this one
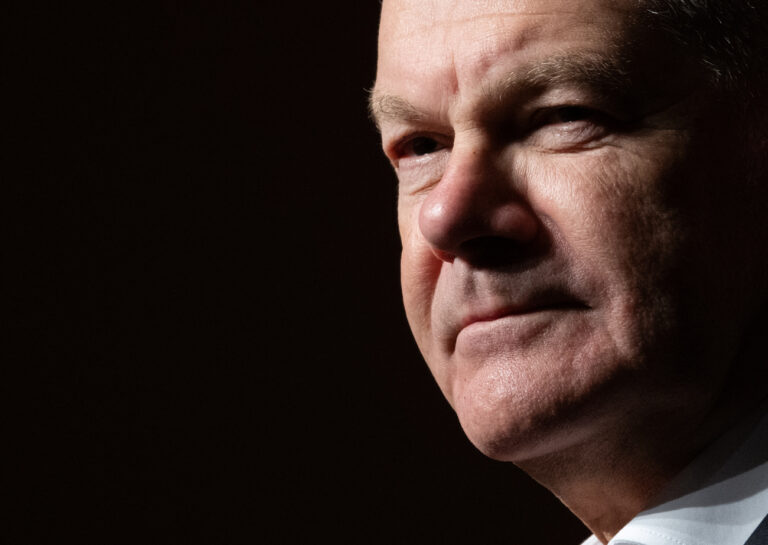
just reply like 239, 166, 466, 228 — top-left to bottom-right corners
12, 2, 587, 543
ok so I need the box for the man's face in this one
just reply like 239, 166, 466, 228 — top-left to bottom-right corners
373, 0, 766, 462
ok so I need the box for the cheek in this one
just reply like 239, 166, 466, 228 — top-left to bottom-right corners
525, 147, 686, 341
530, 147, 682, 275
398, 199, 442, 352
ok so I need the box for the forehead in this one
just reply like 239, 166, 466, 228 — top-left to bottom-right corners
376, 0, 640, 113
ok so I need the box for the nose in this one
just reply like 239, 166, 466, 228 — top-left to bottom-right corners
418, 143, 540, 265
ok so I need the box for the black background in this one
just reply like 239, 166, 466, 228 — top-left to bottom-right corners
12, 2, 588, 543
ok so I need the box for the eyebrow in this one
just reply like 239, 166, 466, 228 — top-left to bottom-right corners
368, 93, 427, 130
515, 53, 629, 93
368, 53, 630, 129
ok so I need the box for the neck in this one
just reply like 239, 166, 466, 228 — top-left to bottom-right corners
519, 311, 768, 544
517, 424, 691, 543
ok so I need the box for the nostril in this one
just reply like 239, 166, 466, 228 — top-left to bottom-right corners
429, 247, 455, 263
457, 236, 546, 269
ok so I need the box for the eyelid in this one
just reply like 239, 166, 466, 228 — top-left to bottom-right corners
388, 130, 452, 161
524, 105, 618, 150
532, 105, 605, 125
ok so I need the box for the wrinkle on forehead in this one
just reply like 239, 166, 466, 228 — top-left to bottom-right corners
376, 0, 643, 131
380, 0, 603, 41
379, 10, 541, 109
379, 0, 629, 83
381, 7, 572, 64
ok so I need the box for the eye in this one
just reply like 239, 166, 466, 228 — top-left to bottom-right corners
529, 105, 614, 150
401, 136, 444, 157
547, 106, 595, 124
536, 105, 608, 128
386, 132, 451, 192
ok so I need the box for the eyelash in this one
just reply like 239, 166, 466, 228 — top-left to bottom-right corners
537, 105, 595, 124
398, 136, 438, 157
393, 135, 448, 160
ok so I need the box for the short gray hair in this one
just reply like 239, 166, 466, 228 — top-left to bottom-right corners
643, 0, 768, 92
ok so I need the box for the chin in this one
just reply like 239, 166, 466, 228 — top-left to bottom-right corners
456, 397, 607, 463
445, 343, 632, 463
449, 370, 560, 462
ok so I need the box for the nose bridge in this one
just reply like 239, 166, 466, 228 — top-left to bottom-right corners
418, 140, 485, 252
417, 136, 538, 262
423, 137, 490, 226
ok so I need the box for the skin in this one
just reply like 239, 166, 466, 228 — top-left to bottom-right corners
372, 0, 768, 542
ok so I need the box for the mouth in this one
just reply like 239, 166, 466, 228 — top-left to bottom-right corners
447, 288, 592, 357
459, 294, 590, 330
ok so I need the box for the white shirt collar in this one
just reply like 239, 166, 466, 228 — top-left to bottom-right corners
581, 403, 768, 545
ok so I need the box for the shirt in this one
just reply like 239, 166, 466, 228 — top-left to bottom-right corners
581, 403, 768, 545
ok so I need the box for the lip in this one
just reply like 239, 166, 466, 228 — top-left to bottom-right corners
459, 295, 589, 330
